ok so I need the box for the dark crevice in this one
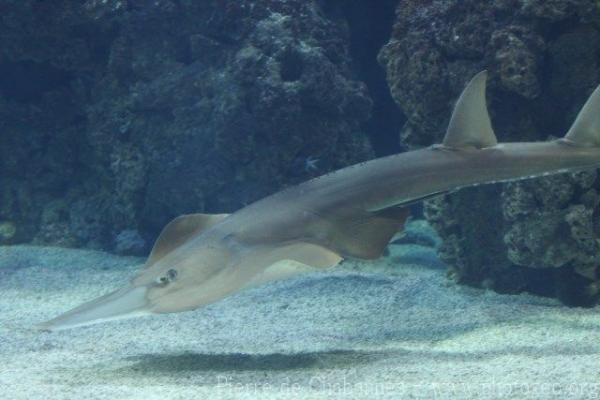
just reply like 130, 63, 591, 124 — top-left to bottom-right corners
69, 22, 117, 68
321, 0, 405, 156
489, 264, 598, 308
279, 47, 304, 82
0, 61, 73, 103
537, 15, 584, 42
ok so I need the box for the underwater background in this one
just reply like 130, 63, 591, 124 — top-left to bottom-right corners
1, 0, 600, 399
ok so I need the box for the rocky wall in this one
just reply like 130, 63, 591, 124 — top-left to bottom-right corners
0, 0, 374, 253
379, 0, 600, 305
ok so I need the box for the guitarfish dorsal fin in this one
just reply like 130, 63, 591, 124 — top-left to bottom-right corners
564, 84, 600, 147
442, 71, 497, 149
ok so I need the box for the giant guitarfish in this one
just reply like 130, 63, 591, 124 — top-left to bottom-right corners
39, 72, 600, 331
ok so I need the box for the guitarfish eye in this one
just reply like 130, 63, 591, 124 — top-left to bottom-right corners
156, 269, 178, 286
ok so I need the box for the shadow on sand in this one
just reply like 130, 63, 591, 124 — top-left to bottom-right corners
119, 338, 600, 376
122, 350, 388, 373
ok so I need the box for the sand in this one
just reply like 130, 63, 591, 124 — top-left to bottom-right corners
1, 221, 600, 400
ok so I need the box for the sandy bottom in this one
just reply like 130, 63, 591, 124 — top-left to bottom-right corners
1, 221, 600, 399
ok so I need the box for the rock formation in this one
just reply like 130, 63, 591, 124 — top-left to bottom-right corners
0, 0, 373, 252
379, 0, 600, 305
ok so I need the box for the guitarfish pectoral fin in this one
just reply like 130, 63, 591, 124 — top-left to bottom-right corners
244, 242, 343, 289
327, 206, 411, 260
145, 213, 230, 267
